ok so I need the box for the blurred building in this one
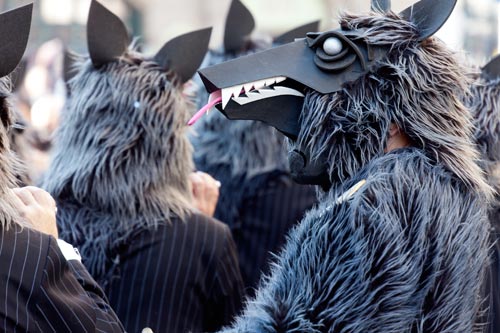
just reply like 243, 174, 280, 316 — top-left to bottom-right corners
0, 0, 496, 64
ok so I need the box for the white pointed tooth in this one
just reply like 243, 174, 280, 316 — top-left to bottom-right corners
229, 85, 243, 99
274, 86, 305, 97
265, 78, 276, 86
221, 88, 232, 109
275, 76, 286, 84
252, 79, 267, 90
243, 83, 254, 93
222, 84, 244, 109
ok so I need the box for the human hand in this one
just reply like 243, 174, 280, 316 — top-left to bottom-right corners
190, 171, 221, 217
11, 186, 58, 238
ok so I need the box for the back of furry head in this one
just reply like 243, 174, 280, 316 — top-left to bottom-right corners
297, 10, 492, 199
0, 77, 26, 228
43, 49, 194, 225
468, 75, 500, 193
191, 41, 288, 177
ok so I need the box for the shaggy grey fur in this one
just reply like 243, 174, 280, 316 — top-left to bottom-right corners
467, 69, 500, 333
468, 76, 500, 193
41, 49, 194, 281
220, 9, 491, 333
221, 150, 489, 333
0, 77, 25, 228
295, 12, 491, 197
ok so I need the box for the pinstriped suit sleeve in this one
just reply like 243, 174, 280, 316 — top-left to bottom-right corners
0, 225, 124, 332
204, 224, 244, 331
35, 235, 125, 332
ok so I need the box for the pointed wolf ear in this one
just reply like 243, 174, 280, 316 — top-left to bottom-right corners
224, 0, 255, 52
400, 0, 456, 42
273, 20, 320, 45
482, 55, 500, 80
87, 0, 130, 67
154, 28, 212, 84
0, 3, 32, 78
371, 0, 391, 12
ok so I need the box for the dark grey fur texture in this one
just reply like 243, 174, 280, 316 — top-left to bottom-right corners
221, 150, 489, 333
220, 10, 491, 333
0, 77, 25, 228
296, 12, 490, 197
42, 49, 194, 281
468, 76, 500, 194
467, 69, 500, 333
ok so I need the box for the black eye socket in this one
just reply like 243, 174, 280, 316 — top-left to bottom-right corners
307, 31, 366, 72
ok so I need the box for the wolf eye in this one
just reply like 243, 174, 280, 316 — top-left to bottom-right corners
323, 37, 343, 56
307, 31, 364, 72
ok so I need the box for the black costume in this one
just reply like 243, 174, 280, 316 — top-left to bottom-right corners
42, 2, 243, 332
1, 224, 124, 332
0, 4, 124, 332
193, 0, 492, 331
103, 212, 242, 332
468, 55, 500, 333
220, 149, 489, 332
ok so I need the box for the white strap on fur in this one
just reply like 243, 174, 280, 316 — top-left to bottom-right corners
335, 179, 367, 204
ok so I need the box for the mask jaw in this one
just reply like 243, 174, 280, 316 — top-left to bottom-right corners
288, 148, 331, 189
215, 88, 304, 140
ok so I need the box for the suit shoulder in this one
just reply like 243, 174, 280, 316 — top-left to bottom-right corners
0, 224, 51, 269
187, 212, 231, 236
0, 225, 52, 331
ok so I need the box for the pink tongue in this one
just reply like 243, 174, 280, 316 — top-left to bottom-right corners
188, 90, 222, 126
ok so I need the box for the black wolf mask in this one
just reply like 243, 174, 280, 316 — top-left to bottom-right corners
193, 0, 489, 197
191, 0, 319, 178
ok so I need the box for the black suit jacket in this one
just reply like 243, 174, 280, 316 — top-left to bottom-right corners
104, 212, 244, 333
207, 167, 317, 295
485, 200, 500, 333
0, 224, 124, 332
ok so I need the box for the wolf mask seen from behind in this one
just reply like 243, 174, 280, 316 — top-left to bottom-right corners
193, 0, 494, 332
467, 55, 500, 333
42, 0, 211, 282
0, 4, 33, 229
468, 55, 500, 200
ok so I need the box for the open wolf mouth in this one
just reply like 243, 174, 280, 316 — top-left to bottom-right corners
189, 73, 307, 139
215, 76, 303, 109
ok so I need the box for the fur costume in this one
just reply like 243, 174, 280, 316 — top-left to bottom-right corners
0, 78, 28, 228
467, 56, 500, 333
193, 0, 493, 331
191, 0, 318, 292
42, 3, 244, 332
42, 47, 196, 281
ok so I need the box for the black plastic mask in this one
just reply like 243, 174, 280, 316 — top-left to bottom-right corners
194, 0, 457, 187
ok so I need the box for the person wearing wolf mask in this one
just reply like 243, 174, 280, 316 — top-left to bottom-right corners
0, 4, 125, 332
190, 0, 319, 294
467, 55, 500, 333
41, 1, 243, 332
191, 0, 493, 331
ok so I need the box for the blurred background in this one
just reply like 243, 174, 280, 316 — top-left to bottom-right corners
0, 0, 493, 59
2, 0, 498, 182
